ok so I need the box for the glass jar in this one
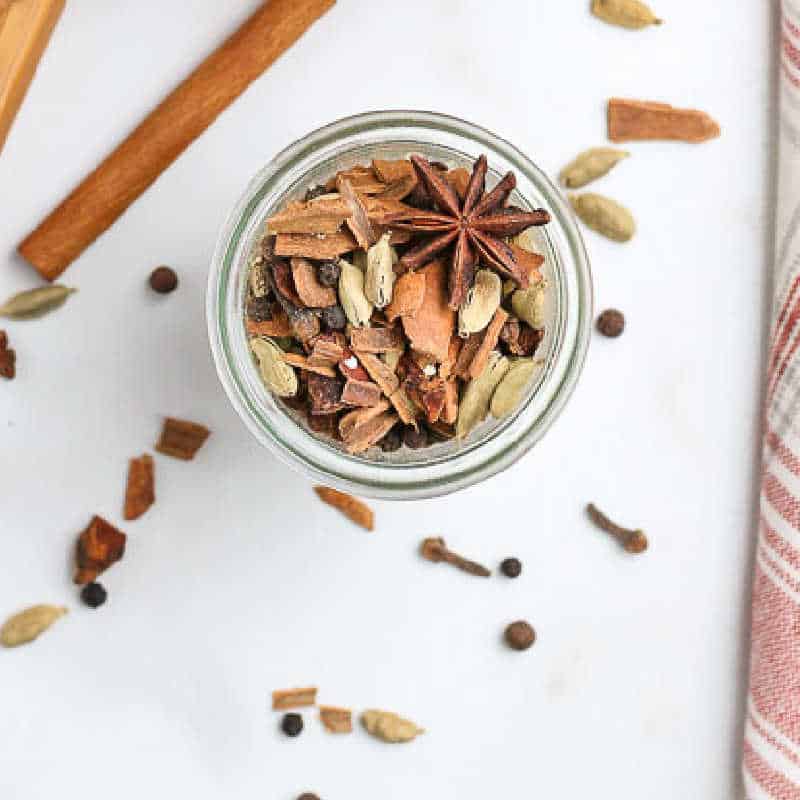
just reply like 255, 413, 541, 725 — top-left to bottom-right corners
207, 110, 592, 500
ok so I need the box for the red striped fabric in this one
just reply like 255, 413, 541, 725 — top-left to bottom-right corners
744, 8, 800, 796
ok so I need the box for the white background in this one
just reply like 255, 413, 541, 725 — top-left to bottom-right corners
0, 2, 774, 798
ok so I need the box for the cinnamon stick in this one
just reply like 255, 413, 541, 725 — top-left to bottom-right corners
18, 0, 336, 280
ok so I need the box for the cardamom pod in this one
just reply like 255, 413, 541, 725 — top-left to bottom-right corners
364, 233, 396, 309
511, 282, 547, 329
338, 258, 373, 327
569, 193, 636, 242
1, 604, 68, 647
0, 285, 76, 319
249, 337, 298, 397
456, 351, 510, 439
559, 147, 630, 189
458, 269, 501, 337
591, 0, 662, 29
249, 257, 269, 298
361, 710, 425, 743
490, 358, 542, 418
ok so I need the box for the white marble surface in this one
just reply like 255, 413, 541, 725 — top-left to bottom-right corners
0, 2, 775, 797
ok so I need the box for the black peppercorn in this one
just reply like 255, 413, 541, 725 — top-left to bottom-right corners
80, 582, 107, 608
320, 305, 347, 331
500, 558, 522, 578
596, 309, 625, 338
149, 266, 178, 294
316, 260, 341, 288
380, 427, 402, 452
504, 620, 536, 651
281, 713, 304, 737
403, 425, 429, 449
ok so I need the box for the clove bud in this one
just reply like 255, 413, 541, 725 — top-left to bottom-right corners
586, 503, 648, 554
420, 537, 491, 577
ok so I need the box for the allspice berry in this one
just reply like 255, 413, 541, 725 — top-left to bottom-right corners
596, 308, 624, 338
149, 266, 179, 294
500, 558, 522, 578
505, 620, 536, 651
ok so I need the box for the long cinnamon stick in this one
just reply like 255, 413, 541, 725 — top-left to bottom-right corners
18, 0, 336, 280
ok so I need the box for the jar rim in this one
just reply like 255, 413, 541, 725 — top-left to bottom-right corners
207, 110, 593, 499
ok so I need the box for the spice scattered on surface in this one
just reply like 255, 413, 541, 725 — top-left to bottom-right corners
74, 515, 127, 585
80, 582, 107, 608
297, 794, 320, 800
608, 97, 721, 143
361, 710, 424, 743
123, 453, 155, 520
0, 604, 68, 648
272, 687, 318, 710
596, 309, 625, 338
313, 486, 374, 531
281, 712, 304, 737
591, 0, 661, 29
559, 147, 629, 188
149, 266, 178, 294
0, 284, 76, 319
420, 537, 491, 577
569, 193, 636, 242
500, 557, 522, 578
504, 620, 536, 651
0, 330, 15, 379
320, 706, 353, 734
155, 417, 211, 461
586, 502, 648, 553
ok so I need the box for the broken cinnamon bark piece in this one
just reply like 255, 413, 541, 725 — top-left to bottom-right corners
74, 515, 126, 585
468, 307, 509, 379
320, 706, 353, 734
508, 242, 544, 282
123, 453, 155, 521
453, 332, 483, 379
384, 271, 426, 322
326, 165, 385, 194
155, 417, 211, 461
314, 486, 374, 531
290, 257, 337, 308
0, 330, 15, 379
266, 198, 351, 234
350, 325, 405, 353
389, 386, 420, 426
274, 230, 357, 259
341, 378, 383, 407
272, 687, 318, 710
343, 410, 399, 454
607, 98, 721, 143
308, 412, 338, 438
339, 399, 391, 439
307, 373, 346, 415
354, 351, 400, 396
308, 337, 346, 367
337, 176, 377, 250
372, 159, 415, 184
445, 167, 470, 199
401, 259, 456, 362
441, 378, 459, 424
281, 352, 338, 378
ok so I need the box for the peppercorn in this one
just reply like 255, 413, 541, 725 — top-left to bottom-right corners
380, 427, 402, 452
500, 557, 522, 578
281, 713, 304, 737
403, 425, 429, 449
596, 308, 625, 338
316, 260, 341, 288
320, 305, 346, 331
149, 266, 178, 294
80, 582, 107, 608
504, 620, 535, 651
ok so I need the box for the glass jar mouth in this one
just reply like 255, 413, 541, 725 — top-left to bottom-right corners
207, 110, 592, 500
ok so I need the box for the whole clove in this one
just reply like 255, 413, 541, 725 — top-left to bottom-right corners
420, 537, 491, 577
586, 503, 648, 553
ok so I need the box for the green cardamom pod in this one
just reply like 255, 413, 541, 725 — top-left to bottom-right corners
570, 193, 636, 243
0, 285, 77, 319
591, 0, 662, 29
560, 147, 629, 188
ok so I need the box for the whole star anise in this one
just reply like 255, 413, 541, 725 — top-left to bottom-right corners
394, 155, 550, 309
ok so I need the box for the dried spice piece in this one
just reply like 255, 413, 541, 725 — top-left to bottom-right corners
453, 332, 483, 379
570, 193, 636, 242
343, 411, 399, 454
586, 503, 648, 553
608, 98, 720, 143
467, 306, 509, 380
401, 260, 456, 362
403, 424, 429, 449
290, 257, 338, 308
281, 713, 304, 737
149, 265, 179, 293
316, 259, 341, 288
597, 308, 625, 337
320, 706, 353, 734
491, 358, 540, 418
385, 271, 426, 322
339, 400, 391, 439
123, 453, 155, 521
297, 794, 320, 800
81, 582, 107, 608
350, 325, 404, 354
308, 413, 338, 437
309, 337, 346, 366
251, 338, 299, 397
341, 378, 382, 407
267, 198, 350, 234
372, 158, 416, 185
441, 378, 459, 424
591, 0, 661, 29
246, 306, 293, 337
389, 387, 419, 426
511, 282, 547, 330
326, 165, 384, 194
307, 373, 346, 415
74, 515, 126, 585
361, 710, 424, 743
0, 330, 15, 379
559, 147, 630, 188
421, 536, 491, 577
0, 605, 68, 648
500, 558, 522, 578
458, 269, 502, 337
456, 351, 510, 438
445, 167, 470, 198
508, 242, 544, 283
0, 284, 76, 319
337, 176, 376, 249
155, 417, 211, 460
314, 486, 374, 531
505, 620, 536, 651
281, 352, 337, 378
354, 351, 400, 396
272, 687, 318, 710
338, 259, 373, 328
275, 230, 357, 259
364, 233, 395, 308
501, 318, 543, 357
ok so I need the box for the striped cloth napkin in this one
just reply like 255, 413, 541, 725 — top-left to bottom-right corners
743, 3, 800, 796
